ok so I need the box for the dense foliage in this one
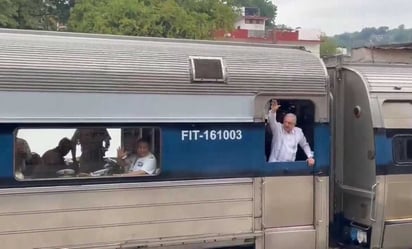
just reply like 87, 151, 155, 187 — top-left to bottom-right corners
69, 0, 237, 39
0, 0, 74, 30
0, 0, 277, 39
334, 25, 412, 48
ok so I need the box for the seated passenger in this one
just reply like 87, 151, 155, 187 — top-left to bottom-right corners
15, 137, 32, 179
267, 99, 315, 166
116, 139, 157, 176
71, 128, 111, 173
24, 152, 43, 177
35, 138, 73, 177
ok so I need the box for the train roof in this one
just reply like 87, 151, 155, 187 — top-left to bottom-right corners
0, 29, 330, 123
0, 28, 327, 96
343, 63, 412, 94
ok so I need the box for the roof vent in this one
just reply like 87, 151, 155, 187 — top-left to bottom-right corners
189, 56, 227, 83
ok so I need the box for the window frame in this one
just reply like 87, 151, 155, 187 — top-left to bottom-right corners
188, 56, 227, 83
263, 99, 316, 163
392, 134, 412, 166
13, 126, 163, 181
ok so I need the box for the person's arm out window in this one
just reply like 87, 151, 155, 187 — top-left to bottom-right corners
298, 130, 315, 166
268, 100, 282, 135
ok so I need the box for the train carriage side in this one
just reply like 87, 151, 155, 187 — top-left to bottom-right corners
0, 29, 330, 249
330, 63, 412, 249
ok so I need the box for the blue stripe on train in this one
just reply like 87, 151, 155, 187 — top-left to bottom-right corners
374, 133, 412, 175
161, 123, 330, 177
0, 126, 14, 178
0, 123, 330, 181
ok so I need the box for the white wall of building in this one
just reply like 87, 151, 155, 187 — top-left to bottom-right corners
297, 29, 321, 41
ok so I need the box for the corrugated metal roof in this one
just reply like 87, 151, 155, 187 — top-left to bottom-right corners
0, 29, 327, 96
346, 64, 412, 93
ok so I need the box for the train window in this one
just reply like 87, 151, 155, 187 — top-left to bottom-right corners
14, 127, 161, 180
264, 99, 315, 163
189, 56, 226, 83
393, 135, 412, 164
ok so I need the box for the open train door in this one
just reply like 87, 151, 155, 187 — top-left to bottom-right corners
329, 62, 412, 248
329, 65, 379, 248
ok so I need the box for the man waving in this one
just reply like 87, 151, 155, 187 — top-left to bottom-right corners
267, 99, 315, 166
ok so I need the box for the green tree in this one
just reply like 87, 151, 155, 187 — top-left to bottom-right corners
320, 36, 338, 57
68, 0, 237, 39
0, 0, 73, 30
230, 0, 277, 27
47, 0, 74, 25
0, 0, 45, 29
0, 0, 17, 28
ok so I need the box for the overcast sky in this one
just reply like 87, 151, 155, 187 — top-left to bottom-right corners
273, 0, 411, 35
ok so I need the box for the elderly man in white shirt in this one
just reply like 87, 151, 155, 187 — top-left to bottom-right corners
267, 100, 315, 166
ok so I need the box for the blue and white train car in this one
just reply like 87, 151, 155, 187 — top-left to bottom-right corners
328, 61, 412, 249
0, 29, 330, 249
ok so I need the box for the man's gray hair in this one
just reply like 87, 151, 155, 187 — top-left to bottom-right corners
284, 113, 297, 124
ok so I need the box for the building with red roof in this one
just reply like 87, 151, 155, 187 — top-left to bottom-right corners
214, 7, 322, 57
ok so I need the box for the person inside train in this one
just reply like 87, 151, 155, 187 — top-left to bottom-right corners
115, 139, 157, 176
71, 128, 111, 173
34, 138, 73, 178
267, 99, 315, 166
24, 152, 43, 178
14, 137, 32, 179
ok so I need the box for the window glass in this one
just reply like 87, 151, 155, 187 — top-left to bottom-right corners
393, 135, 412, 164
407, 139, 412, 159
14, 127, 161, 180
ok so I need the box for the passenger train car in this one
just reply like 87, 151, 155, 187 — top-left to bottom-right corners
0, 28, 410, 249
327, 59, 412, 249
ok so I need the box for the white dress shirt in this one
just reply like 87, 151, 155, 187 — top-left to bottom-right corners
267, 111, 313, 163
125, 153, 157, 175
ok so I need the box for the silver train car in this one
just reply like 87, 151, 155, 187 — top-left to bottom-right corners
328, 60, 412, 249
0, 28, 411, 249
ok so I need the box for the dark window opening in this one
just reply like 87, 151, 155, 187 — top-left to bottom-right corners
264, 99, 315, 162
189, 57, 226, 83
245, 7, 260, 16
393, 135, 412, 164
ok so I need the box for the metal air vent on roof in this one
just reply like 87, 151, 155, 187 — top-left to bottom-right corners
189, 56, 227, 83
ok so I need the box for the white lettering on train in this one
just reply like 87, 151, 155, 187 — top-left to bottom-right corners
181, 130, 243, 141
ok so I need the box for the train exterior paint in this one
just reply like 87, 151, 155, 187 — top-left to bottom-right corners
3, 29, 412, 249
0, 29, 330, 249
327, 60, 412, 249
0, 123, 330, 183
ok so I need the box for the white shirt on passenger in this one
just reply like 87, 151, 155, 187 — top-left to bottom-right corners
267, 111, 313, 163
126, 153, 157, 175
